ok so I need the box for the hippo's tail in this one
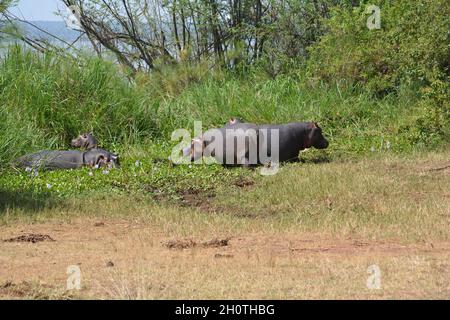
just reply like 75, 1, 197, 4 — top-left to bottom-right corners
11, 151, 51, 170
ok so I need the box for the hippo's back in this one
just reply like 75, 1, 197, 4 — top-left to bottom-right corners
257, 123, 307, 162
14, 150, 84, 170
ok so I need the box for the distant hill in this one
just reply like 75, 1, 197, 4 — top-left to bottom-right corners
17, 20, 86, 43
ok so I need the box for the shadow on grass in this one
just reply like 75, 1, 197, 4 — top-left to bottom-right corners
0, 190, 61, 214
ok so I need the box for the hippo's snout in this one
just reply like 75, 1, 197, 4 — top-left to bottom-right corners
308, 122, 329, 150
316, 138, 329, 149
71, 138, 81, 148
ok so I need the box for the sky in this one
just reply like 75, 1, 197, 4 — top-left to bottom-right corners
10, 0, 62, 21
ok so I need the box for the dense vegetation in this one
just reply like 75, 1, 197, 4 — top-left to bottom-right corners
0, 0, 448, 198
1, 2, 449, 301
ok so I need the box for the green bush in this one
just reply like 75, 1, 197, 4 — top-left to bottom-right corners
399, 77, 450, 147
307, 0, 449, 95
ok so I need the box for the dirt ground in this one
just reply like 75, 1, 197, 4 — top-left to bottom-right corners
1, 151, 449, 299
1, 217, 449, 299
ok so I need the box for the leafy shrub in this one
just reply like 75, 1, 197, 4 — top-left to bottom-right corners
399, 77, 450, 147
307, 0, 449, 95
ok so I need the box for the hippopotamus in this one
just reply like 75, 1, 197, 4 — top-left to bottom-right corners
14, 148, 119, 171
182, 121, 329, 166
71, 133, 98, 149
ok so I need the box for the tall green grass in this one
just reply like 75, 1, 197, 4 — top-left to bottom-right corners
0, 45, 446, 167
0, 46, 158, 164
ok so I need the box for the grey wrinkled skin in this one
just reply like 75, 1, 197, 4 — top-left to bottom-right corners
14, 148, 119, 171
201, 123, 259, 166
71, 133, 98, 149
181, 117, 245, 159
257, 122, 329, 163
184, 121, 328, 166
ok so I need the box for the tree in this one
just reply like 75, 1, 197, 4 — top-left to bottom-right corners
0, 0, 15, 32
0, 0, 14, 13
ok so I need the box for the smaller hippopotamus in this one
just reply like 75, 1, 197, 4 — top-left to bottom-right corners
71, 132, 98, 149
14, 148, 119, 171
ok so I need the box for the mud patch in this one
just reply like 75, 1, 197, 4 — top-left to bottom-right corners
106, 260, 115, 267
163, 239, 196, 249
178, 189, 216, 208
145, 185, 217, 211
0, 281, 64, 299
144, 185, 162, 197
3, 233, 55, 243
202, 238, 231, 248
234, 176, 255, 188
163, 237, 231, 250
214, 253, 234, 258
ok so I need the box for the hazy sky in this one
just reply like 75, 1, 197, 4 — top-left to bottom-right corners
10, 0, 62, 21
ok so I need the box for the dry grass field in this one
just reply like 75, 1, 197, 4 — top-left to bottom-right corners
0, 151, 449, 299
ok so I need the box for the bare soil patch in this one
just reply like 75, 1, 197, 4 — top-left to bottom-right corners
3, 234, 55, 244
0, 280, 67, 299
234, 176, 255, 188
177, 189, 216, 208
1, 218, 449, 299
145, 185, 219, 212
163, 237, 230, 250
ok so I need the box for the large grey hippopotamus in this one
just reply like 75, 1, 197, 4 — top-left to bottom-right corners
182, 120, 329, 166
14, 148, 119, 171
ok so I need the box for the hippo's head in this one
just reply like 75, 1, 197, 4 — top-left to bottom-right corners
180, 137, 204, 162
189, 137, 204, 162
105, 153, 120, 169
71, 133, 98, 149
85, 149, 120, 169
306, 122, 329, 149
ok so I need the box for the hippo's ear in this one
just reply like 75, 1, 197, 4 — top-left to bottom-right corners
228, 117, 242, 125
